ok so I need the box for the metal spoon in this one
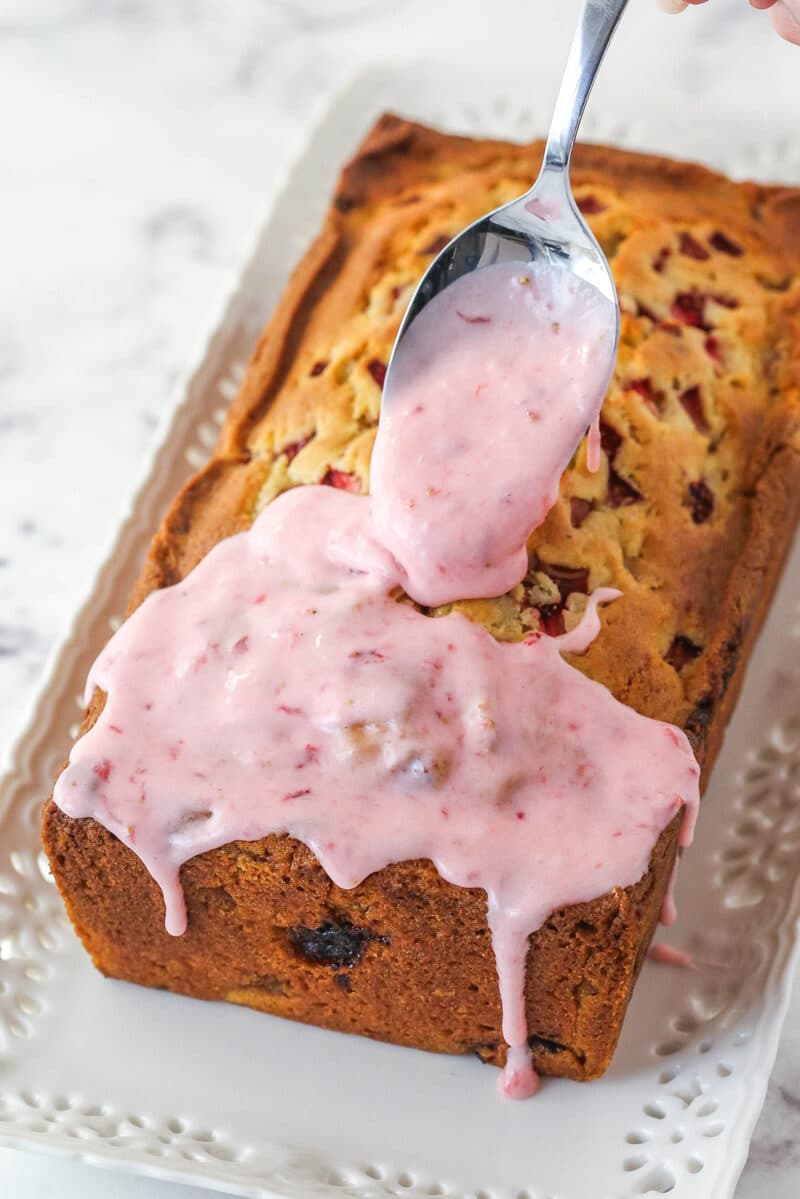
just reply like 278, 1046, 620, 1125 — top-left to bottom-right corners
385, 0, 628, 393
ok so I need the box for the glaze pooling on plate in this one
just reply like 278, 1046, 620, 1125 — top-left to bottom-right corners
53, 261, 700, 1100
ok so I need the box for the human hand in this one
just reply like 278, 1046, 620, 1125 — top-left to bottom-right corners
658, 0, 800, 44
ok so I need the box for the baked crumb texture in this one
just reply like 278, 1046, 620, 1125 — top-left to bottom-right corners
43, 117, 800, 1081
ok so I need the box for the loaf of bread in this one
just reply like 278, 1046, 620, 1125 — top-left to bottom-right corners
43, 116, 800, 1082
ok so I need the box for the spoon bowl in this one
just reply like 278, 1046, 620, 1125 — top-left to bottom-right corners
387, 0, 628, 381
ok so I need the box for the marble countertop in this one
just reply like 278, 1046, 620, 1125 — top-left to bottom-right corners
1, 1, 798, 1195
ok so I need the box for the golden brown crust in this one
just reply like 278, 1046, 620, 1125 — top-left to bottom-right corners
43, 116, 800, 1081
42, 802, 679, 1080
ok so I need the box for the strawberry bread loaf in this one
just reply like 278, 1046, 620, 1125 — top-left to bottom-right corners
42, 116, 800, 1083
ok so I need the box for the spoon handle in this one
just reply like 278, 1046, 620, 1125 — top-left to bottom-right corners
542, 0, 629, 173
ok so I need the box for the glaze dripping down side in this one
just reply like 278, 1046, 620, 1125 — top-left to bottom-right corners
55, 487, 699, 1098
53, 260, 700, 1099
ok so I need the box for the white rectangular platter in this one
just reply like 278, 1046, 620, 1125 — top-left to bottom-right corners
2, 59, 800, 1199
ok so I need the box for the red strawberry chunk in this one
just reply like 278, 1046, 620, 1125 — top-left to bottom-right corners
688, 480, 714, 523
419, 234, 449, 256
606, 469, 642, 508
653, 247, 671, 274
665, 635, 702, 670
576, 195, 607, 215
321, 468, 362, 494
704, 335, 723, 368
679, 386, 709, 433
600, 421, 622, 460
281, 433, 315, 463
538, 604, 565, 637
679, 232, 710, 261
709, 231, 743, 257
636, 300, 659, 323
629, 377, 662, 415
570, 497, 593, 528
367, 358, 387, 388
456, 310, 492, 324
671, 291, 709, 330
541, 563, 590, 598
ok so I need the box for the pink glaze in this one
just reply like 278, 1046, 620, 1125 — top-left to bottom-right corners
53, 260, 701, 1100
649, 943, 696, 971
55, 485, 699, 1098
370, 262, 615, 607
499, 1045, 541, 1100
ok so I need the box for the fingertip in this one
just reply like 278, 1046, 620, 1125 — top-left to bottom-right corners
771, 0, 800, 42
